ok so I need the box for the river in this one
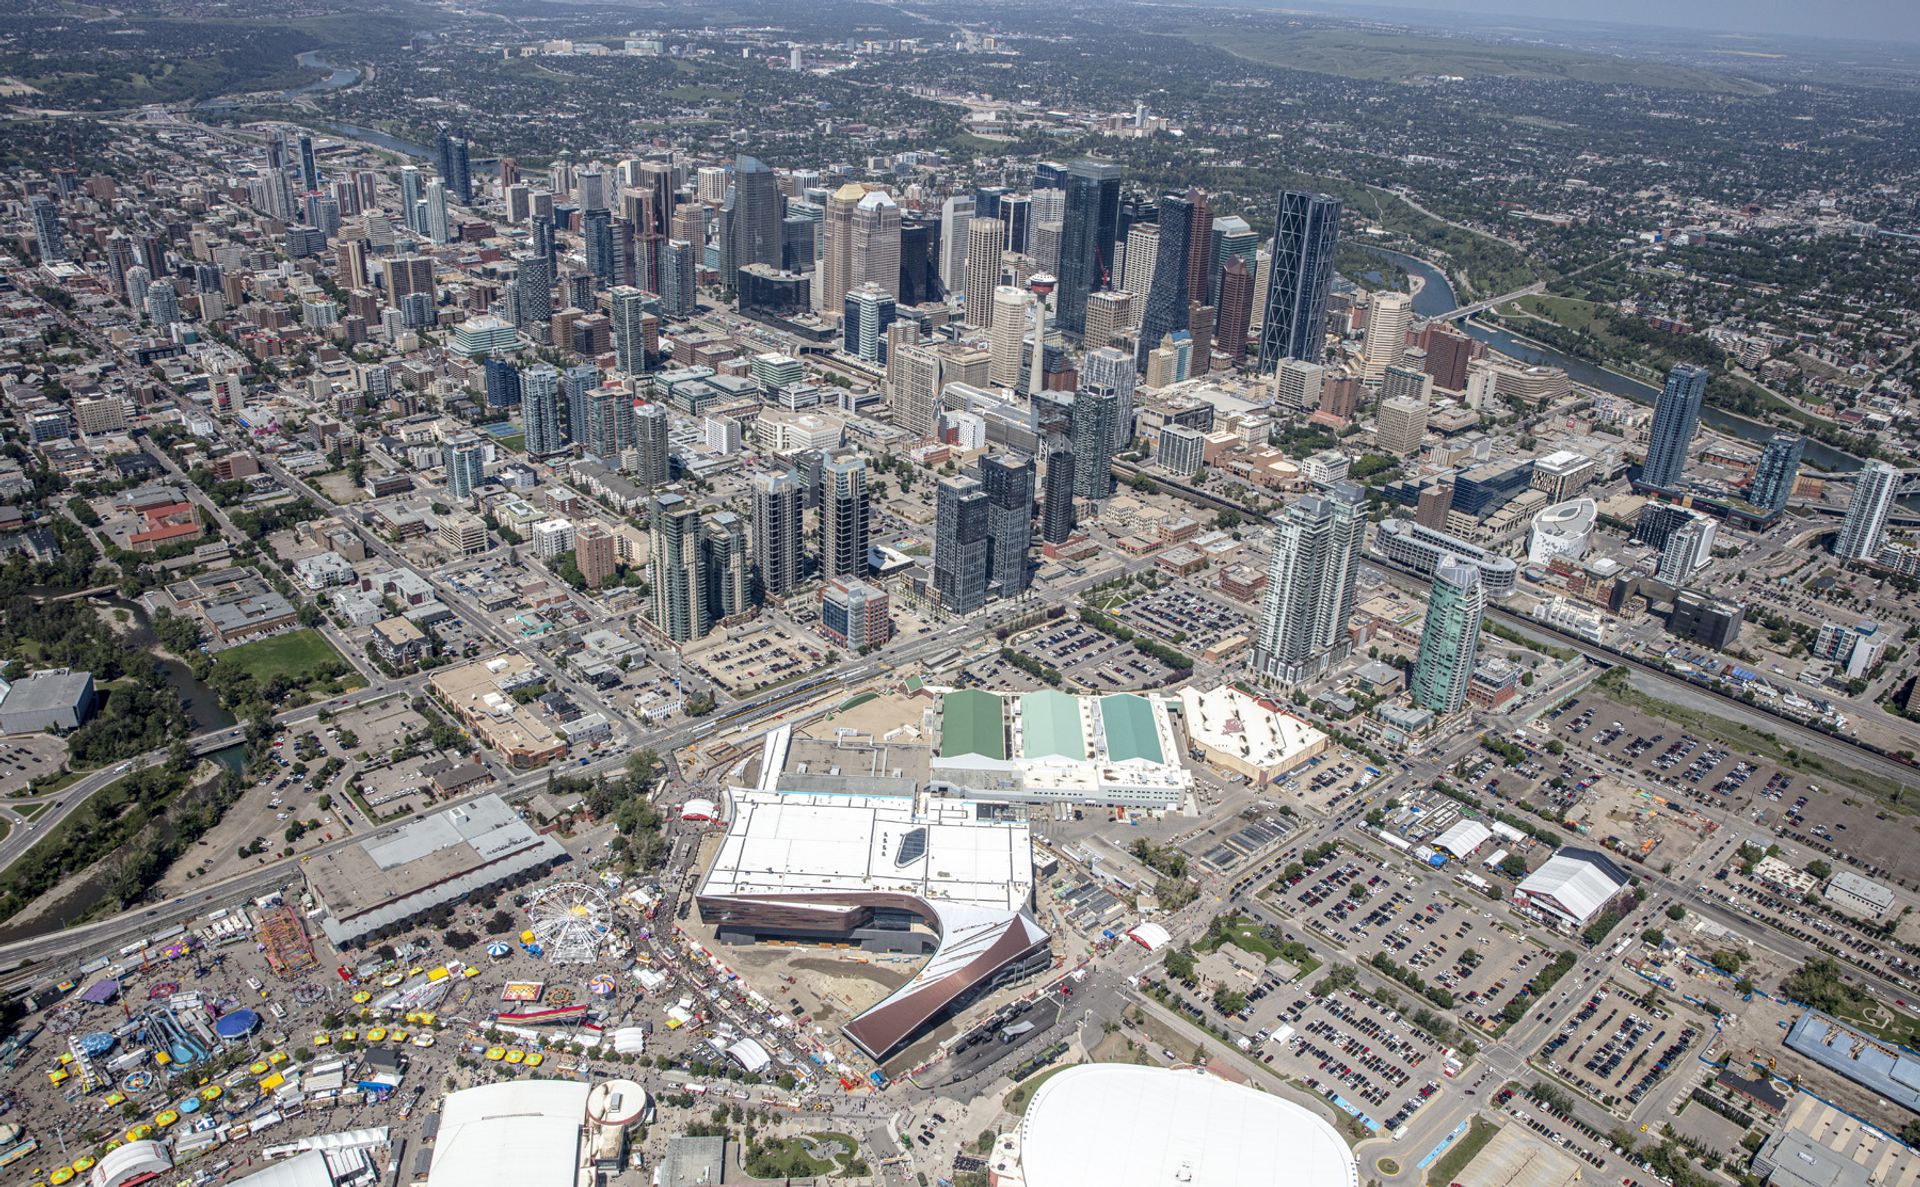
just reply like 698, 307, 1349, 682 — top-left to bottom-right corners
102, 594, 236, 733
1353, 245, 1870, 475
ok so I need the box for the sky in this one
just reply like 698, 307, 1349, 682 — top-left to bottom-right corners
1310, 0, 1920, 46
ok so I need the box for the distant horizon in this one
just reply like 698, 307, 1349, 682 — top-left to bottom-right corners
1270, 0, 1920, 48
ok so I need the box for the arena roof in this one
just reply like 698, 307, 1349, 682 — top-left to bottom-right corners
1100, 695, 1163, 764
1514, 847, 1630, 925
1019, 691, 1085, 761
1019, 1065, 1357, 1187
1784, 1011, 1920, 1116
942, 690, 1007, 760
428, 1080, 593, 1187
92, 1139, 171, 1187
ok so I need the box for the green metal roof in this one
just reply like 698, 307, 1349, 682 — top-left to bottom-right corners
941, 690, 1006, 760
1019, 691, 1085, 761
1100, 694, 1164, 765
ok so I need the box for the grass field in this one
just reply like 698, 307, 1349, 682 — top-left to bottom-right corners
1183, 25, 1769, 95
1003, 1062, 1077, 1112
1498, 294, 1616, 339
218, 629, 360, 690
1426, 1117, 1500, 1186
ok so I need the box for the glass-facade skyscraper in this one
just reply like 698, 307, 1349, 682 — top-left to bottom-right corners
1253, 482, 1366, 684
1641, 362, 1709, 490
1749, 433, 1805, 514
980, 452, 1035, 598
1056, 159, 1123, 339
1255, 190, 1342, 371
1137, 192, 1196, 370
934, 474, 990, 615
728, 155, 784, 277
1411, 555, 1485, 715
1835, 460, 1899, 562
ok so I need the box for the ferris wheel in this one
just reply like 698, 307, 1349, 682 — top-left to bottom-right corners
526, 881, 611, 964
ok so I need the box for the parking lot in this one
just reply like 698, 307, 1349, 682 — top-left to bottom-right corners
1115, 586, 1247, 653
1008, 622, 1179, 692
686, 620, 829, 696
1533, 980, 1700, 1108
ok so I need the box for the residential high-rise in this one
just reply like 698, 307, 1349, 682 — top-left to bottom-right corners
297, 133, 318, 191
1081, 347, 1137, 457
660, 239, 697, 318
583, 386, 635, 459
576, 521, 617, 589
1656, 512, 1716, 584
1835, 460, 1899, 562
610, 285, 649, 375
651, 493, 710, 643
512, 251, 553, 327
1252, 482, 1366, 684
483, 358, 522, 411
1421, 324, 1473, 392
1137, 192, 1196, 371
1056, 159, 1123, 339
442, 433, 486, 499
1750, 433, 1806, 514
934, 475, 991, 614
633, 402, 671, 486
706, 512, 752, 622
1375, 396, 1428, 456
397, 166, 424, 234
888, 341, 941, 438
561, 363, 598, 447
820, 453, 870, 579
263, 135, 295, 222
424, 179, 452, 244
1361, 290, 1411, 385
145, 282, 180, 328
1040, 437, 1076, 543
980, 452, 1035, 598
728, 155, 784, 280
1085, 291, 1132, 352
939, 195, 974, 294
521, 365, 566, 457
1410, 555, 1485, 715
989, 287, 1029, 389
964, 217, 1007, 327
1069, 385, 1120, 502
28, 194, 64, 262
1255, 190, 1342, 371
1641, 362, 1709, 489
843, 283, 897, 364
751, 470, 805, 597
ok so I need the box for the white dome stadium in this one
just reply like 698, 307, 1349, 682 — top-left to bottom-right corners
1527, 497, 1597, 566
1014, 1065, 1357, 1187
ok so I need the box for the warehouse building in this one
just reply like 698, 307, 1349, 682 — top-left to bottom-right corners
1511, 847, 1632, 931
0, 668, 96, 733
1175, 685, 1328, 785
928, 688, 1193, 809
1824, 871, 1897, 920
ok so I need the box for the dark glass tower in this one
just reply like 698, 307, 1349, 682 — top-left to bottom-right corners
1641, 362, 1709, 490
1040, 437, 1076, 544
1137, 192, 1196, 370
727, 155, 784, 275
980, 453, 1035, 598
934, 475, 990, 614
1255, 190, 1342, 371
1057, 160, 1123, 339
1750, 433, 1805, 513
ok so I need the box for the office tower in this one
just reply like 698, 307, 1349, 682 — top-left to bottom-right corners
483, 358, 522, 411
583, 209, 615, 283
123, 266, 151, 321
706, 512, 752, 622
1209, 215, 1260, 307
651, 493, 711, 643
1421, 324, 1473, 391
1082, 347, 1137, 457
337, 238, 369, 291
530, 212, 556, 268
843, 284, 897, 364
512, 251, 553, 327
522, 365, 566, 457
728, 155, 783, 278
1376, 396, 1428, 456
1415, 479, 1455, 529
1183, 190, 1216, 304
1000, 193, 1032, 254
1031, 162, 1066, 191
989, 287, 1030, 389
576, 521, 616, 589
145, 282, 180, 328
609, 286, 649, 375
1040, 437, 1076, 543
659, 240, 697, 318
1361, 290, 1411, 385
696, 166, 729, 204
499, 156, 519, 189
1836, 460, 1899, 561
1137, 193, 1197, 373
29, 194, 65, 262
1069, 385, 1119, 501
821, 183, 864, 312
1187, 303, 1215, 376
1410, 556, 1485, 715
782, 214, 816, 274
105, 233, 137, 297
576, 167, 608, 213
507, 184, 531, 225
851, 191, 901, 295
297, 133, 318, 191
1252, 482, 1366, 684
1057, 159, 1123, 338
397, 166, 424, 234
1085, 291, 1132, 352
898, 217, 935, 305
980, 452, 1035, 597
1121, 224, 1159, 329
442, 433, 486, 499
1656, 512, 1717, 584
934, 475, 991, 614
633, 403, 670, 487
1255, 190, 1342, 370
424, 179, 451, 244
1216, 257, 1255, 367
751, 470, 805, 597
939, 195, 974, 294
1641, 362, 1710, 489
561, 363, 598, 446
1031, 221, 1063, 276
964, 217, 1007, 327
1751, 433, 1806, 514
888, 341, 941, 438
1382, 362, 1433, 407
821, 454, 871, 580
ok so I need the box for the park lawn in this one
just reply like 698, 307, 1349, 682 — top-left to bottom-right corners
495, 434, 526, 453
218, 629, 360, 689
744, 1134, 857, 1180
1426, 1118, 1500, 1186
1829, 996, 1920, 1049
1195, 914, 1283, 961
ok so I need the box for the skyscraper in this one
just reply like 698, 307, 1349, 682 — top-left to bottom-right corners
821, 183, 864, 313
1069, 385, 1119, 502
1216, 256, 1255, 367
1655, 511, 1716, 584
1121, 224, 1158, 329
397, 167, 424, 235
938, 195, 974, 295
1255, 190, 1342, 371
610, 286, 649, 375
1750, 433, 1805, 514
980, 452, 1035, 598
442, 433, 486, 500
561, 364, 598, 448
297, 133, 318, 192
843, 284, 897, 364
1040, 437, 1076, 544
1361, 290, 1412, 386
483, 358, 522, 411
660, 239, 697, 318
512, 251, 553, 327
1209, 215, 1260, 308
28, 193, 63, 261
1410, 555, 1485, 715
852, 190, 901, 296
424, 179, 452, 244
584, 387, 635, 459
1252, 482, 1366, 684
1183, 189, 1216, 304
989, 287, 1030, 389
751, 470, 805, 598
706, 512, 752, 623
1835, 460, 1899, 562
964, 217, 1007, 328
820, 454, 870, 580
583, 209, 615, 283
651, 493, 710, 643
934, 475, 990, 614
632, 402, 671, 487
1137, 192, 1196, 371
1056, 159, 1123, 339
1641, 362, 1709, 490
728, 155, 784, 279
1081, 347, 1137, 457
521, 365, 567, 457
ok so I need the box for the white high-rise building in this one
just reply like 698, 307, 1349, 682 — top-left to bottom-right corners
1275, 358, 1325, 412
989, 287, 1029, 390
1121, 224, 1159, 331
964, 217, 1007, 328
940, 195, 974, 295
1081, 348, 1138, 457
696, 166, 730, 205
1253, 482, 1366, 684
1655, 511, 1717, 584
1835, 460, 1899, 562
852, 190, 901, 296
424, 179, 452, 244
1362, 290, 1412, 386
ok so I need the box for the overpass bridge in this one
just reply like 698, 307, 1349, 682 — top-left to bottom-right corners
1444, 281, 1546, 323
